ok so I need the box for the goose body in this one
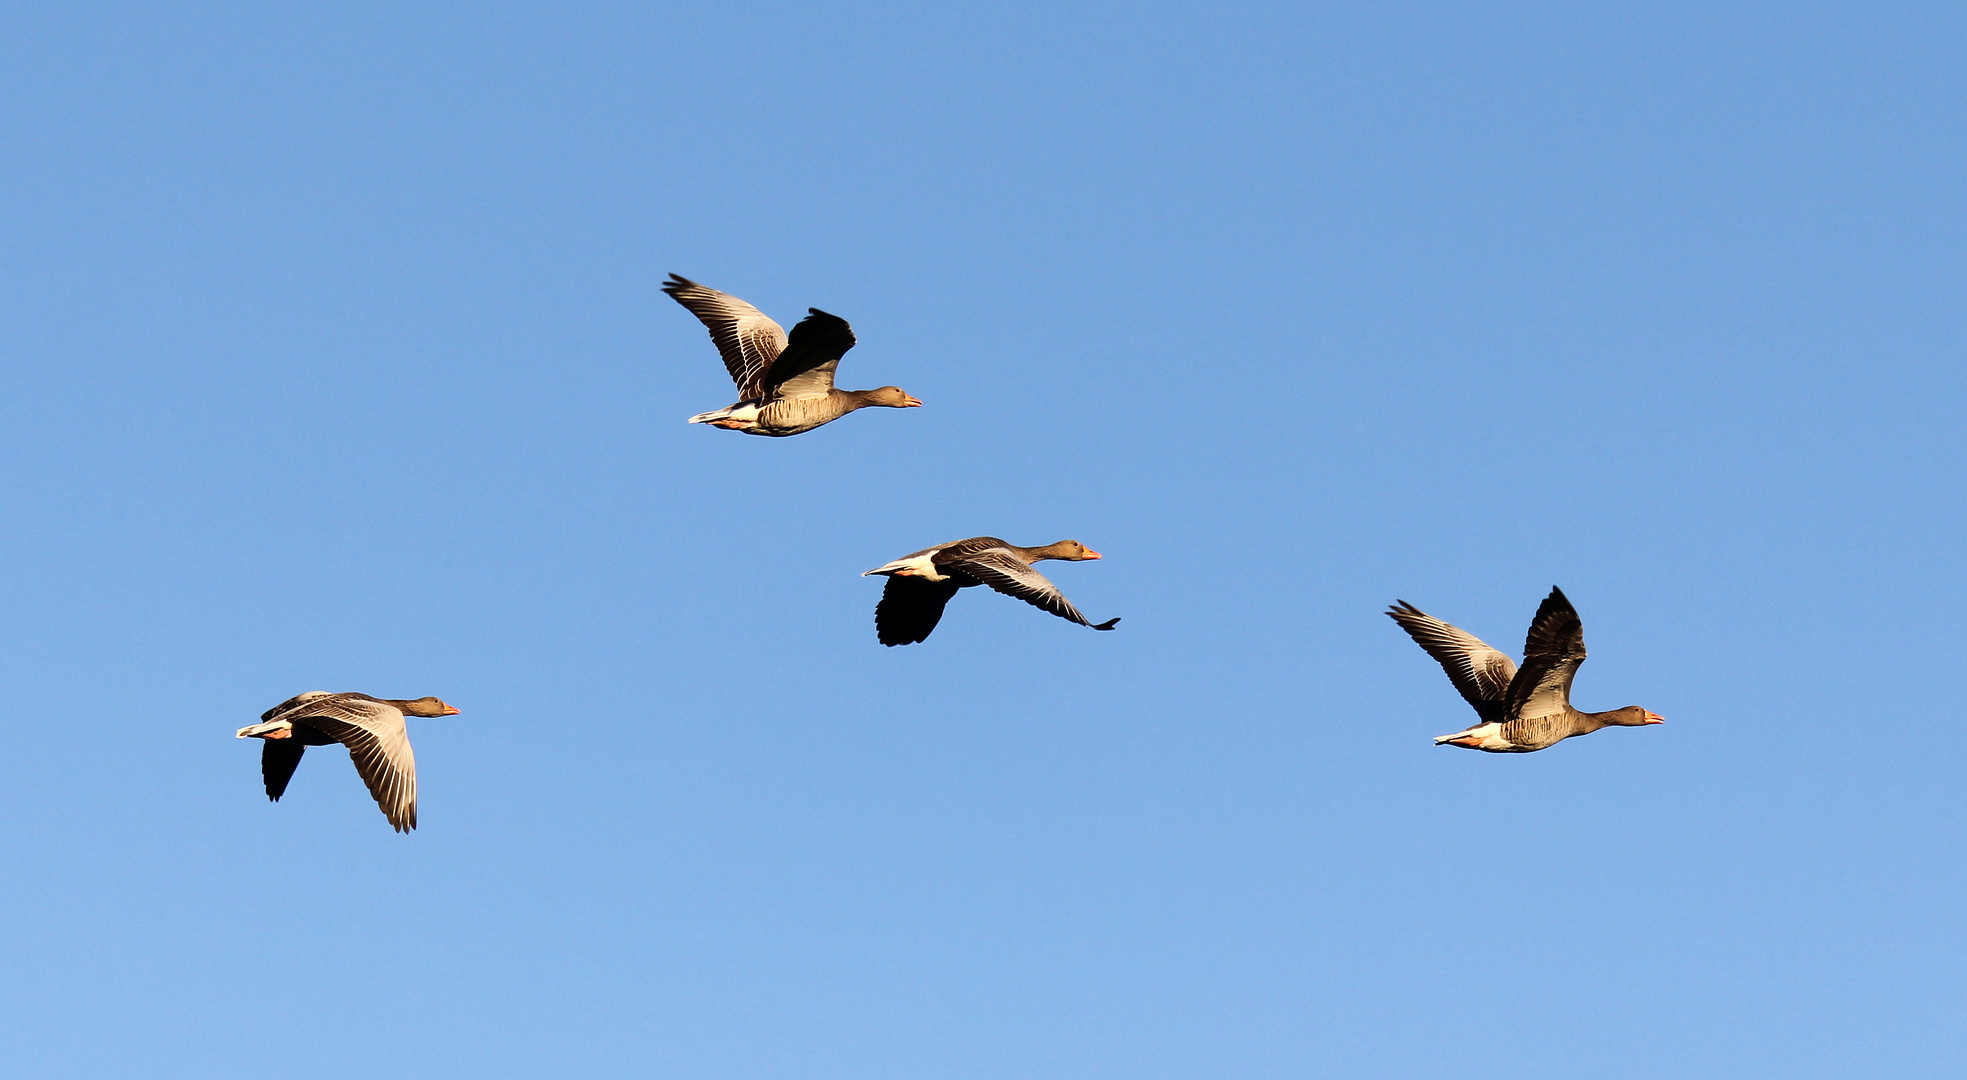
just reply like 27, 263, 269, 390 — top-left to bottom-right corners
235, 692, 460, 831
1386, 588, 1662, 753
864, 537, 1120, 646
663, 274, 921, 437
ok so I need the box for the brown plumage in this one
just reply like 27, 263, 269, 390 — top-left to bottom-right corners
235, 692, 461, 831
1387, 587, 1662, 752
864, 537, 1120, 646
662, 274, 921, 437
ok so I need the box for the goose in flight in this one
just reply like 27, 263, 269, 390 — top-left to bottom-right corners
662, 274, 921, 437
236, 692, 460, 831
865, 537, 1119, 646
1386, 587, 1662, 752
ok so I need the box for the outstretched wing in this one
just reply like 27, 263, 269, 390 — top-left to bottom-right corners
947, 548, 1118, 631
1385, 601, 1518, 724
875, 575, 964, 646
763, 309, 856, 400
261, 741, 306, 800
662, 274, 789, 400
284, 696, 419, 832
1503, 587, 1587, 722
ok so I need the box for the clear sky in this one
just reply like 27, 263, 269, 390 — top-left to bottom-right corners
1, 2, 1962, 1077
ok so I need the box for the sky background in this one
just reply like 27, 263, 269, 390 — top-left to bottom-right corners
0, 2, 1963, 1077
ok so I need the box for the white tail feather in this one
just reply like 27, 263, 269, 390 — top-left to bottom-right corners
688, 402, 759, 425
862, 553, 945, 579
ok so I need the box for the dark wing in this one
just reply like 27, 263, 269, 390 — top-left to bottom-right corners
286, 697, 419, 832
1385, 601, 1518, 724
876, 576, 964, 646
261, 741, 306, 800
763, 309, 856, 399
947, 549, 1119, 631
1502, 587, 1587, 722
662, 274, 789, 399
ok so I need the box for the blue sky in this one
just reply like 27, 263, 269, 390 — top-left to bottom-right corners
1, 2, 1962, 1077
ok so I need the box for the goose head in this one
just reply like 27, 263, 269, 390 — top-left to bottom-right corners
1029, 540, 1102, 562
1605, 706, 1664, 727
397, 697, 462, 717
860, 386, 923, 409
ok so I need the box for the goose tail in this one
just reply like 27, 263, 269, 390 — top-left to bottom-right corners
688, 402, 760, 425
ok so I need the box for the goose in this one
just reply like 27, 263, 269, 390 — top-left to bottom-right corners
235, 692, 460, 831
1386, 587, 1662, 753
662, 274, 921, 437
864, 537, 1120, 646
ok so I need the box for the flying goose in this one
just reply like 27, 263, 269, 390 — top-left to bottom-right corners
1386, 587, 1662, 752
235, 692, 460, 831
864, 537, 1120, 646
662, 274, 921, 437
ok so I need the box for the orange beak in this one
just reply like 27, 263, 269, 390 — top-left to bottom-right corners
902, 395, 923, 407
1642, 711, 1664, 724
1081, 550, 1102, 559
442, 705, 462, 716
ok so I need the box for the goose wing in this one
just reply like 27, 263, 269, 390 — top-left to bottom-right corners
662, 274, 789, 400
1503, 587, 1587, 722
945, 547, 1118, 631
763, 309, 856, 400
261, 690, 335, 723
261, 740, 307, 800
282, 695, 419, 832
1385, 601, 1518, 725
875, 575, 964, 646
